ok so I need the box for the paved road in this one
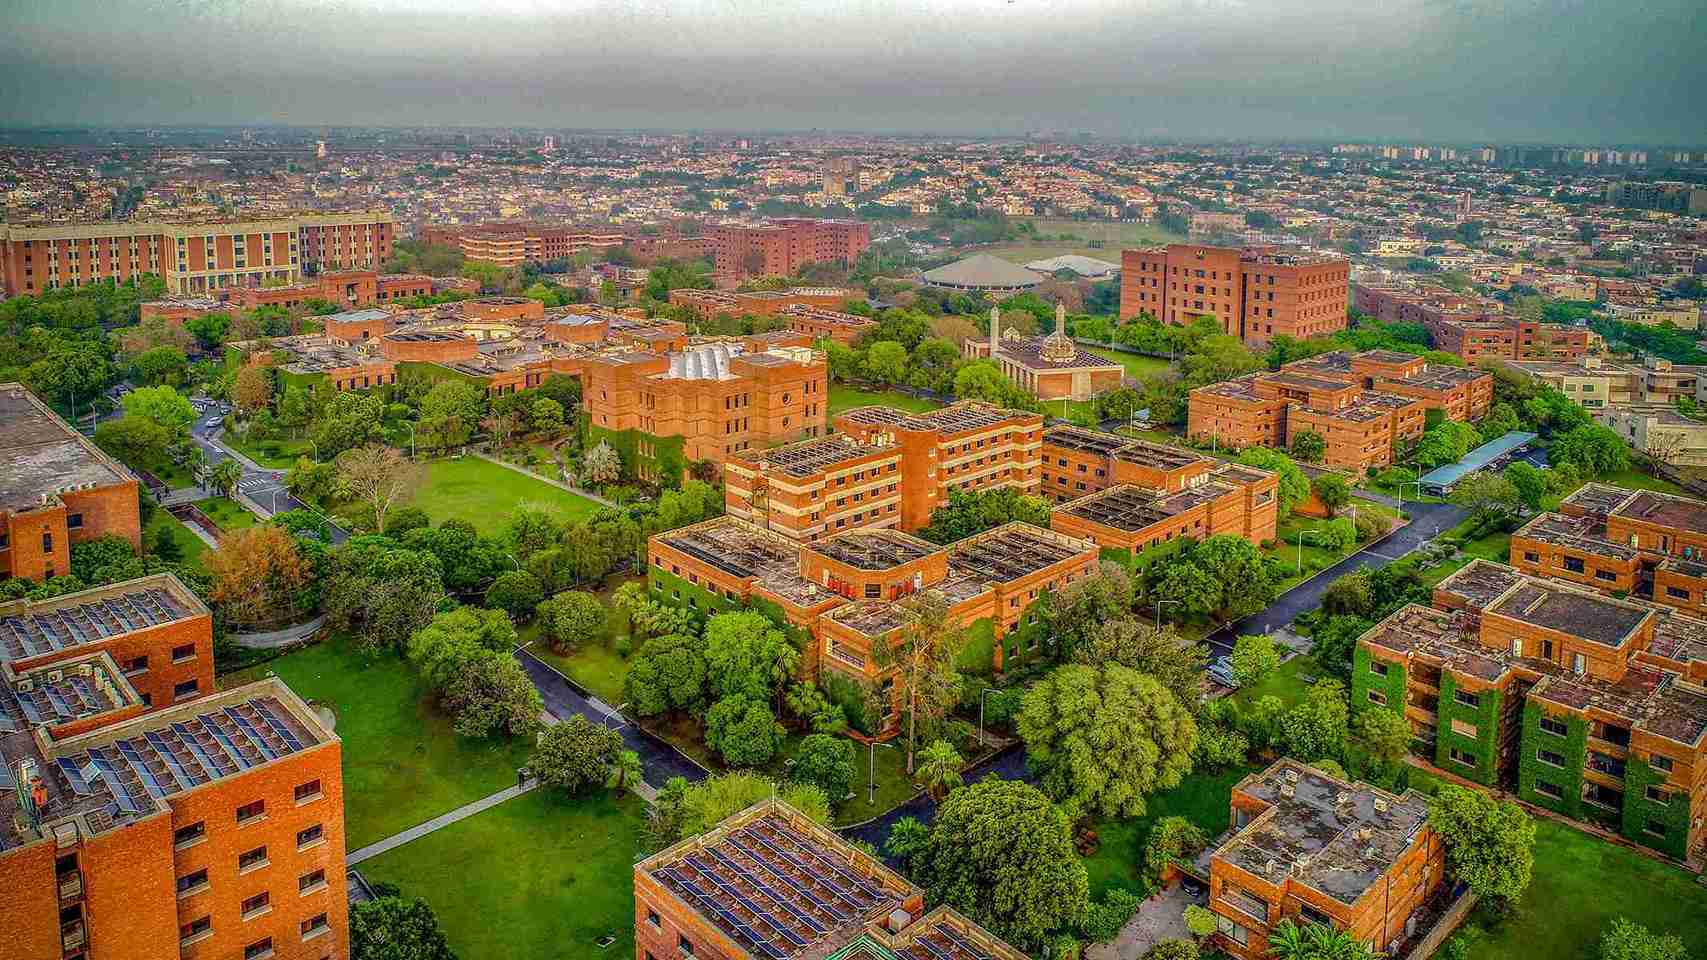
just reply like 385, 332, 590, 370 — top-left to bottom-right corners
840, 744, 1032, 853
1205, 498, 1467, 657
513, 646, 708, 789
188, 404, 349, 544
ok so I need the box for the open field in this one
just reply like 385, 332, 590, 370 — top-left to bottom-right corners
1086, 347, 1173, 380
827, 385, 944, 418
222, 638, 532, 848
1080, 765, 1255, 900
359, 790, 649, 960
409, 456, 604, 535
224, 433, 312, 469
195, 495, 257, 533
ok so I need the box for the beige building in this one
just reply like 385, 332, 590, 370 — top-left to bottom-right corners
1596, 404, 1707, 467
1504, 356, 1707, 411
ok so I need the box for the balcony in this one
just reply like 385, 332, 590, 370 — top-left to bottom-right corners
1588, 753, 1626, 779
57, 872, 82, 902
61, 921, 85, 952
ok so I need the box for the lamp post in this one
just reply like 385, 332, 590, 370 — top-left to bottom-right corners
1155, 598, 1180, 627
505, 553, 521, 572
1295, 530, 1321, 574
1395, 479, 1425, 511
307, 438, 319, 463
977, 687, 999, 749
867, 741, 895, 806
404, 421, 417, 460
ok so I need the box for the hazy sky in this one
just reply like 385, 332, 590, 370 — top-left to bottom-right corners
3, 0, 1703, 142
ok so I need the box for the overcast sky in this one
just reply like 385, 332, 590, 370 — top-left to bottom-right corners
3, 0, 1702, 142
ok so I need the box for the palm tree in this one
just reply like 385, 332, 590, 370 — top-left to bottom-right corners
1265, 920, 1309, 960
210, 459, 243, 499
606, 750, 644, 793
915, 739, 963, 800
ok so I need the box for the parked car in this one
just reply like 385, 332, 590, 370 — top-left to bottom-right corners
1207, 657, 1239, 689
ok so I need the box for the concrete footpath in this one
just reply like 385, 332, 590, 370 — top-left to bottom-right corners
346, 780, 538, 865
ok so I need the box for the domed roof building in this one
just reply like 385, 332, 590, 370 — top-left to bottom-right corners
961, 302, 1126, 404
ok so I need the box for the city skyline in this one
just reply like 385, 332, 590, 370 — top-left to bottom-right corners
3, 0, 1704, 142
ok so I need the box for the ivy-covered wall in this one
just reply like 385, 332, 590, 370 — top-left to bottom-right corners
956, 617, 997, 674
1517, 701, 1586, 820
648, 565, 736, 616
397, 360, 486, 387
1351, 645, 1407, 718
583, 417, 687, 487
1098, 547, 1136, 571
1434, 673, 1502, 786
1622, 756, 1691, 860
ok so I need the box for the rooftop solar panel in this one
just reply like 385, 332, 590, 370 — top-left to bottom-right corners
913, 935, 955, 960
42, 684, 74, 719
940, 926, 991, 960
224, 707, 279, 761
143, 731, 198, 791
251, 699, 305, 751
197, 716, 252, 771
55, 757, 93, 795
115, 740, 167, 799
87, 750, 142, 815
172, 721, 232, 778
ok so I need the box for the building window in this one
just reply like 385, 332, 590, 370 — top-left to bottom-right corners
1534, 780, 1563, 800
1572, 654, 1586, 675
1563, 556, 1585, 573
180, 916, 212, 944
174, 821, 206, 848
172, 679, 199, 700
297, 824, 324, 849
1666, 586, 1690, 600
172, 643, 197, 662
294, 779, 323, 803
1646, 786, 1671, 805
1367, 690, 1387, 706
1539, 716, 1568, 737
124, 655, 148, 674
1367, 660, 1388, 677
66, 513, 83, 529
1645, 819, 1668, 838
1215, 915, 1250, 946
647, 908, 661, 928
241, 892, 271, 918
299, 869, 327, 894
679, 936, 695, 956
176, 868, 209, 896
1536, 748, 1565, 768
244, 937, 274, 960
1449, 747, 1477, 768
301, 913, 330, 939
1650, 753, 1674, 772
1453, 689, 1480, 709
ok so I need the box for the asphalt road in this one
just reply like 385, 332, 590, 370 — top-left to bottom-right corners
840, 743, 1033, 853
188, 403, 349, 543
1204, 498, 1467, 657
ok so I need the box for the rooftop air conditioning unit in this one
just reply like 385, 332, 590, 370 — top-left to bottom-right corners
16, 679, 32, 692
47, 671, 62, 683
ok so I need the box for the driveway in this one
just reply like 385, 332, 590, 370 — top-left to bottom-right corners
191, 415, 349, 544
1206, 498, 1466, 657
1085, 883, 1202, 960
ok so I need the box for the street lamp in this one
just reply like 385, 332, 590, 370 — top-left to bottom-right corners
1295, 530, 1322, 574
977, 687, 999, 749
867, 741, 895, 806
1395, 479, 1425, 511
505, 553, 522, 572
1155, 598, 1180, 626
403, 421, 417, 460
307, 438, 319, 463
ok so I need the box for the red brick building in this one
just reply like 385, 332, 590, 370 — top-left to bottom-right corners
1120, 245, 1350, 347
707, 220, 871, 284
962, 306, 1126, 403
1202, 760, 1444, 958
0, 211, 394, 297
1352, 284, 1590, 363
778, 305, 877, 346
2, 385, 142, 583
0, 575, 348, 960
724, 436, 904, 542
420, 222, 630, 266
669, 287, 857, 319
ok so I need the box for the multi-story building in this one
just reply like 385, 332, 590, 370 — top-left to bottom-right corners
707, 219, 870, 283
0, 575, 348, 960
418, 222, 630, 266
0, 211, 395, 297
668, 288, 856, 320
1508, 483, 1707, 615
1354, 560, 1707, 861
647, 515, 1097, 681
2, 385, 142, 583
1597, 404, 1707, 468
776, 305, 877, 346
1201, 760, 1444, 960
961, 305, 1126, 403
724, 436, 904, 541
833, 403, 1043, 532
1351, 284, 1590, 363
225, 271, 432, 312
635, 799, 1026, 960
1186, 351, 1489, 473
1504, 356, 1707, 412
1120, 245, 1350, 347
582, 341, 829, 481
1043, 426, 1279, 556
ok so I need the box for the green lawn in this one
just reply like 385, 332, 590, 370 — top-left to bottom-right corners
1230, 654, 1319, 710
224, 433, 312, 469
1263, 507, 1400, 593
410, 457, 604, 535
1420, 555, 1472, 587
1087, 347, 1173, 380
828, 385, 944, 418
527, 639, 631, 706
1599, 469, 1686, 494
144, 508, 208, 570
813, 734, 923, 826
223, 638, 532, 848
1460, 530, 1511, 563
195, 495, 258, 533
359, 789, 649, 960
1460, 818, 1707, 960
1080, 765, 1256, 900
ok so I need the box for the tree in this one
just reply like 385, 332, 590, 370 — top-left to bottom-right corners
1229, 633, 1281, 687
1234, 447, 1309, 516
1185, 535, 1279, 625
873, 592, 967, 773
1599, 918, 1689, 960
1018, 663, 1197, 820
1144, 941, 1199, 960
1290, 429, 1326, 463
485, 569, 545, 620
417, 380, 485, 451
232, 365, 272, 415
1045, 562, 1135, 660
407, 608, 540, 740
132, 345, 188, 387
705, 695, 786, 767
607, 749, 644, 793
203, 525, 312, 627
865, 340, 910, 384
703, 611, 799, 705
582, 440, 623, 485
915, 779, 1088, 949
1451, 471, 1522, 523
624, 633, 708, 717
530, 396, 565, 436
94, 415, 171, 467
208, 458, 243, 498
1182, 905, 1218, 940
1264, 919, 1379, 960
1278, 680, 1350, 762
1504, 460, 1548, 510
324, 537, 446, 654
1428, 784, 1537, 903
1143, 816, 1208, 887
648, 773, 829, 849
535, 590, 607, 653
1355, 707, 1413, 770
350, 893, 456, 960
918, 488, 1051, 544
916, 739, 964, 799
1550, 423, 1631, 478
1071, 620, 1206, 711
336, 443, 422, 533
792, 733, 855, 801
184, 312, 232, 350
121, 385, 195, 436
529, 714, 622, 795
1311, 473, 1351, 517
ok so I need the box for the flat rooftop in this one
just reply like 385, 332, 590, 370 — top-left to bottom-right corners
654, 517, 833, 609
0, 575, 205, 662
1487, 579, 1650, 649
735, 435, 894, 480
641, 802, 912, 960
0, 679, 325, 852
1043, 425, 1135, 457
1561, 482, 1640, 519
809, 530, 940, 571
1057, 483, 1230, 533
840, 402, 1035, 438
1513, 512, 1636, 561
947, 523, 1091, 584
1215, 759, 1429, 907
1613, 489, 1707, 538
0, 384, 133, 512
1359, 603, 1520, 683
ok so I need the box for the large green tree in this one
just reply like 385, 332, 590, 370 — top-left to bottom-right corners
529, 714, 622, 795
703, 611, 799, 705
1017, 663, 1197, 820
121, 384, 195, 437
350, 891, 456, 960
1427, 783, 1537, 903
915, 779, 1089, 949
623, 633, 708, 717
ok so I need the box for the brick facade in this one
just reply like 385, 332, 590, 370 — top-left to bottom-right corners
706, 220, 871, 283
1121, 244, 1350, 347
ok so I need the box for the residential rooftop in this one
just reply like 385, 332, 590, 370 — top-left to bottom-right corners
809, 530, 940, 572
1513, 512, 1637, 562
0, 384, 134, 513
653, 517, 833, 609
1487, 579, 1651, 649
1057, 483, 1232, 533
0, 574, 207, 663
731, 435, 895, 480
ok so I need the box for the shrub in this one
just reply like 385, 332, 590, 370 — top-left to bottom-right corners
791, 733, 856, 801
705, 695, 786, 767
536, 590, 607, 653
1079, 889, 1141, 943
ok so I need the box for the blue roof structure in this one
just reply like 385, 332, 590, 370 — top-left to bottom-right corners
1419, 431, 1539, 493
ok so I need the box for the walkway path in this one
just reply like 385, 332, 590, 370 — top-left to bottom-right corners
347, 780, 538, 865
233, 616, 326, 650
473, 451, 618, 508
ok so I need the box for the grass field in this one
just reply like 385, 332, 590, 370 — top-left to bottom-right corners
223, 638, 532, 848
827, 385, 943, 418
1080, 765, 1255, 900
520, 574, 644, 705
1460, 818, 1707, 960
359, 789, 649, 960
411, 457, 603, 535
1264, 504, 1402, 593
144, 508, 208, 569
1230, 654, 1320, 711
224, 433, 312, 469
968, 219, 1186, 265
195, 495, 257, 534
1087, 347, 1173, 380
